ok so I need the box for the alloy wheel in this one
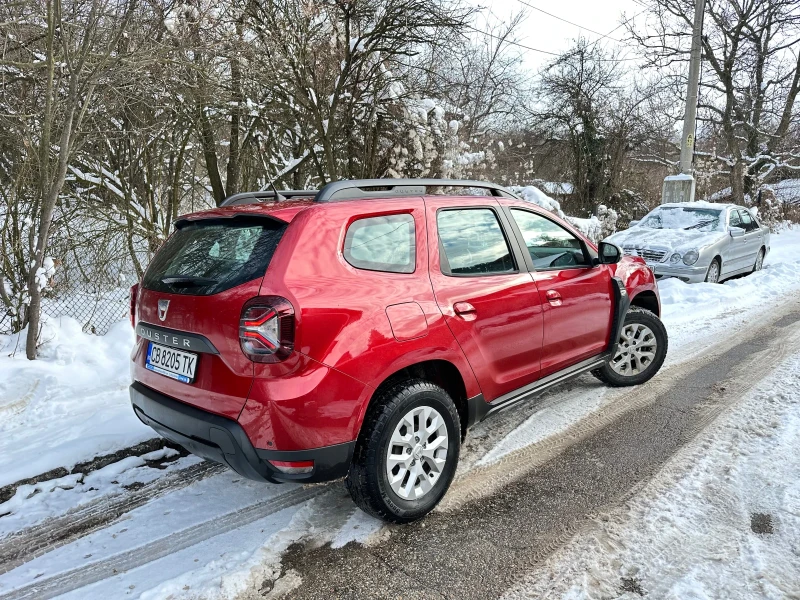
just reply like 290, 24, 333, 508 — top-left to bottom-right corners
610, 323, 657, 376
706, 261, 720, 283
385, 405, 449, 500
755, 250, 764, 271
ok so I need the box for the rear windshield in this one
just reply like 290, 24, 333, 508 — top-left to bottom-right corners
142, 218, 286, 295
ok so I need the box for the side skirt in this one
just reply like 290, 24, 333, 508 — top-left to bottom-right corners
466, 353, 611, 427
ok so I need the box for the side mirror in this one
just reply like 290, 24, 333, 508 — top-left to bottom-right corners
729, 226, 745, 238
598, 241, 623, 265
628, 219, 640, 228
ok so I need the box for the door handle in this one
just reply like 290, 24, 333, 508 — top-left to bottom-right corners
453, 302, 476, 317
545, 290, 563, 306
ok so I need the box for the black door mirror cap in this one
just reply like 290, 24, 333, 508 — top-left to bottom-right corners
598, 241, 623, 265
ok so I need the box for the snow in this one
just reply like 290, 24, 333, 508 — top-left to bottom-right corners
664, 172, 695, 181
770, 178, 800, 205
538, 181, 574, 195
0, 317, 154, 488
501, 347, 800, 600
607, 226, 726, 255
511, 185, 566, 217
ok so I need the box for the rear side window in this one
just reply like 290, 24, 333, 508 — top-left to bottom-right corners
142, 218, 287, 295
437, 208, 515, 275
343, 214, 415, 273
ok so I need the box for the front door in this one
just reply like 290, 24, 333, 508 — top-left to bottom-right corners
426, 199, 545, 402
504, 206, 614, 377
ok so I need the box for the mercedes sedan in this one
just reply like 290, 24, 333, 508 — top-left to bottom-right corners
604, 202, 770, 284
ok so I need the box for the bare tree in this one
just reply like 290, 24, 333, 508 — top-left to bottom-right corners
527, 40, 661, 215
629, 0, 800, 202
0, 0, 138, 357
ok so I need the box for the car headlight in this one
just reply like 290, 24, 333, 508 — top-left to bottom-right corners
683, 250, 699, 265
669, 253, 682, 264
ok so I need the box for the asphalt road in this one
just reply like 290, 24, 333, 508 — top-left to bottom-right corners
262, 306, 800, 600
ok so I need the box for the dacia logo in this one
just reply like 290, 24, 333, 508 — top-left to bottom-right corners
158, 299, 170, 322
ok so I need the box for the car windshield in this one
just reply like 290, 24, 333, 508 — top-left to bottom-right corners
638, 207, 724, 232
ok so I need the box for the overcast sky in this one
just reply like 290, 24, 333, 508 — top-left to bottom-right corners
471, 0, 645, 70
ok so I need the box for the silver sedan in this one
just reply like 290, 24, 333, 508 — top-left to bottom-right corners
604, 202, 770, 284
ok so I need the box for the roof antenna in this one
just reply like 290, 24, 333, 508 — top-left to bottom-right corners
257, 141, 286, 202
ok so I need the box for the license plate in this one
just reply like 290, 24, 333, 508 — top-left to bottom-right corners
645, 263, 656, 273
146, 342, 198, 383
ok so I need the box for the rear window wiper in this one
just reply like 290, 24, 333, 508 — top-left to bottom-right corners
161, 275, 218, 288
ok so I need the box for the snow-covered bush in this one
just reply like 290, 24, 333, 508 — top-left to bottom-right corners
510, 185, 566, 217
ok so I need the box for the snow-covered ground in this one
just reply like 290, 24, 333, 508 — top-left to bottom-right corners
0, 227, 799, 600
0, 319, 153, 489
502, 344, 800, 600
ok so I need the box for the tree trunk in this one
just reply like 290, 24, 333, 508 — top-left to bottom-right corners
730, 160, 745, 205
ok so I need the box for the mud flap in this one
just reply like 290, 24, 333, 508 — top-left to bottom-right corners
607, 276, 631, 358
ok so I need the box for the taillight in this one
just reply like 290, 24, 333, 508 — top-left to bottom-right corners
130, 283, 139, 328
239, 296, 295, 363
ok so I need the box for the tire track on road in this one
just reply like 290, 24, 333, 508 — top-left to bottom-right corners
0, 484, 328, 600
0, 461, 224, 576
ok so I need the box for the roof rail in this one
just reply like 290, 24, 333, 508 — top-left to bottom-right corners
221, 190, 316, 207
314, 179, 519, 203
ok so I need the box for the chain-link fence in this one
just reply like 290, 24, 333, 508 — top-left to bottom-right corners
0, 287, 130, 336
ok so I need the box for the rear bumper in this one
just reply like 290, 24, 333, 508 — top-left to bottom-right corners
130, 382, 355, 484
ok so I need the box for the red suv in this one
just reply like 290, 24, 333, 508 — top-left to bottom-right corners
130, 179, 667, 522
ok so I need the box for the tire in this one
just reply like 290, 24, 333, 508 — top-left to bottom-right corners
705, 258, 721, 283
591, 307, 668, 387
345, 379, 461, 523
752, 248, 765, 273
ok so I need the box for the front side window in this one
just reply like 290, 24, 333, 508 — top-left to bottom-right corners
729, 209, 742, 228
510, 209, 589, 269
437, 209, 515, 275
343, 213, 415, 273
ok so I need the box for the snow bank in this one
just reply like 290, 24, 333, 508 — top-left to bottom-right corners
660, 228, 800, 323
0, 317, 151, 488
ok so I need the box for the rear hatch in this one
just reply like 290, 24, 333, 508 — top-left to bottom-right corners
134, 215, 287, 419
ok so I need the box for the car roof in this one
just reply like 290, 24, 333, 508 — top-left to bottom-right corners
658, 201, 737, 210
175, 193, 531, 225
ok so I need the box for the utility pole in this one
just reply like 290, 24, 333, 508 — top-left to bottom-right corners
662, 0, 705, 204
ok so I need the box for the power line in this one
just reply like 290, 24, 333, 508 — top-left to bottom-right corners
466, 4, 651, 64
514, 0, 622, 43
464, 24, 561, 56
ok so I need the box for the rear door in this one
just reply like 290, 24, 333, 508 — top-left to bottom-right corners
738, 208, 762, 269
724, 209, 748, 273
426, 198, 544, 402
134, 216, 287, 418
503, 205, 614, 377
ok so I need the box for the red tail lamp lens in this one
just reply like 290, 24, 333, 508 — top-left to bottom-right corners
239, 296, 295, 363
